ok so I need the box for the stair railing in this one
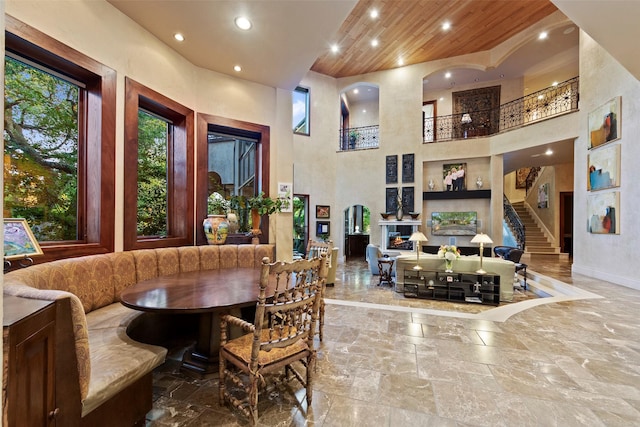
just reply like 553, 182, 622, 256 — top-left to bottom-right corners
503, 195, 525, 250
525, 166, 541, 194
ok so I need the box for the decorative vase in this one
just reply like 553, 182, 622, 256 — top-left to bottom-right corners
396, 207, 403, 221
444, 258, 454, 273
250, 209, 262, 234
428, 179, 435, 191
203, 214, 229, 245
226, 212, 239, 234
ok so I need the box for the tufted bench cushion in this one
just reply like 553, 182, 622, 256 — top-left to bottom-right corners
3, 244, 275, 425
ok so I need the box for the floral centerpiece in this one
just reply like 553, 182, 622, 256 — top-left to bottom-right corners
438, 245, 460, 273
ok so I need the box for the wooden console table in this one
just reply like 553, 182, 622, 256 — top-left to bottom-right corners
403, 269, 500, 305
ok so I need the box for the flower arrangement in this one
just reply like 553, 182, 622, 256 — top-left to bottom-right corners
207, 192, 230, 215
438, 245, 461, 261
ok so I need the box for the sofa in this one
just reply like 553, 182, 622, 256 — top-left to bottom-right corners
395, 253, 516, 301
3, 244, 274, 426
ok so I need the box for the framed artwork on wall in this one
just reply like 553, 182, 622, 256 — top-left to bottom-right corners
386, 188, 398, 213
402, 153, 414, 183
537, 183, 549, 208
316, 205, 330, 219
386, 155, 398, 184
4, 218, 44, 260
316, 221, 330, 236
587, 144, 621, 191
588, 96, 621, 149
443, 163, 467, 191
587, 191, 619, 234
516, 167, 532, 189
402, 187, 414, 213
278, 182, 293, 212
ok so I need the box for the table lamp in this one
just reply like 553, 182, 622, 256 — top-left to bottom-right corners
470, 233, 493, 274
408, 231, 428, 270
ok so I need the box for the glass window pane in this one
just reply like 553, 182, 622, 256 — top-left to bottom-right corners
4, 56, 79, 241
293, 86, 309, 135
137, 110, 169, 237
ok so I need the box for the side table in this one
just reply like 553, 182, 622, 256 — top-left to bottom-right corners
377, 258, 395, 287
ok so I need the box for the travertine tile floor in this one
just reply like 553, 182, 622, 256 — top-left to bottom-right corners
147, 255, 640, 426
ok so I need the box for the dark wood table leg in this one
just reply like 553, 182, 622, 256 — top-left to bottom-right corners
181, 312, 220, 377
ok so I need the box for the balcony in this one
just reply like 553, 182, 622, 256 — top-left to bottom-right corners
424, 77, 579, 143
338, 77, 579, 150
338, 125, 379, 151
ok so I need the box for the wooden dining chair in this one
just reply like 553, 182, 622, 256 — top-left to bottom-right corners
218, 254, 327, 425
306, 239, 332, 341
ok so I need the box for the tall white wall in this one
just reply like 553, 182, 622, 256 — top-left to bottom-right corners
572, 31, 640, 291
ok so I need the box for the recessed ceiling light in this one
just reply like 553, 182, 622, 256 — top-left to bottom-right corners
398, 57, 404, 66
235, 16, 252, 30
500, 74, 505, 78
563, 26, 575, 35
545, 148, 553, 155
370, 9, 378, 19
539, 31, 548, 40
331, 44, 339, 53
174, 33, 185, 42
353, 89, 359, 94
442, 21, 451, 31
439, 97, 444, 101
371, 39, 379, 47
233, 65, 242, 72
362, 109, 367, 113
445, 72, 451, 79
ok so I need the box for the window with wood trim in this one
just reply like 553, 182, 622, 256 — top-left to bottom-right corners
293, 86, 310, 135
3, 16, 116, 263
123, 78, 194, 250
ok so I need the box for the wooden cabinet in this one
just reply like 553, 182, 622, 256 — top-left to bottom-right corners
3, 295, 57, 426
403, 269, 500, 305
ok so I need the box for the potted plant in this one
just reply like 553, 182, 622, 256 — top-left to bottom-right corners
248, 192, 285, 241
348, 130, 359, 148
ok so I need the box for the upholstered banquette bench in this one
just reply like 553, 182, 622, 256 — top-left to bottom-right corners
3, 244, 274, 426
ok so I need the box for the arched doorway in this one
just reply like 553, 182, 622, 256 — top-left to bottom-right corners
343, 204, 370, 259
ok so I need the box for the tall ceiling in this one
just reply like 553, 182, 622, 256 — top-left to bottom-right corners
311, 0, 558, 78
108, 0, 561, 90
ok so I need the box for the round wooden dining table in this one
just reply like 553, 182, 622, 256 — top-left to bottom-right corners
120, 268, 270, 376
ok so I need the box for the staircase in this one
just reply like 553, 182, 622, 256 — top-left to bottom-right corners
512, 202, 559, 255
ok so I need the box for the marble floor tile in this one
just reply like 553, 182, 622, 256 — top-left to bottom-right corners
146, 256, 640, 426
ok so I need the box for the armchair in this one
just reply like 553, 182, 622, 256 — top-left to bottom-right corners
494, 246, 527, 289
219, 255, 327, 425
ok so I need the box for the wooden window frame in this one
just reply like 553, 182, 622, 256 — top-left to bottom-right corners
196, 113, 270, 245
5, 16, 116, 262
123, 78, 194, 250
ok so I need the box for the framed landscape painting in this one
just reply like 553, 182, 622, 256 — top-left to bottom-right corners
588, 96, 621, 149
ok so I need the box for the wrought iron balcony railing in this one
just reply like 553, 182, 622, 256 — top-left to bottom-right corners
338, 77, 579, 150
423, 76, 579, 143
338, 125, 379, 151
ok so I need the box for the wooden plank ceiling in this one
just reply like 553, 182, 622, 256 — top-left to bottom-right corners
311, 0, 558, 78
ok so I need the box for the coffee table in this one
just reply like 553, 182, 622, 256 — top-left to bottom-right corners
120, 268, 269, 376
